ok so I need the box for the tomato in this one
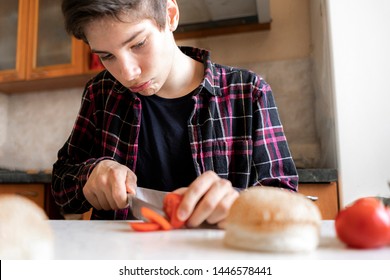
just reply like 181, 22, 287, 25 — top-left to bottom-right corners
128, 193, 185, 233
129, 222, 161, 232
141, 207, 172, 231
163, 193, 185, 229
335, 197, 390, 249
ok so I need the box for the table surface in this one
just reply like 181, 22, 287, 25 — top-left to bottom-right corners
49, 220, 390, 260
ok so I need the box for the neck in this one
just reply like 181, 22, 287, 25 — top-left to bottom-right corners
157, 47, 204, 99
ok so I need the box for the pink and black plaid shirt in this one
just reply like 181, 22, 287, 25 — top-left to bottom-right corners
52, 47, 298, 220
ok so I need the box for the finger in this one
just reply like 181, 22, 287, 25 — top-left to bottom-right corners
87, 192, 103, 210
217, 220, 227, 229
177, 171, 219, 221
186, 179, 229, 227
172, 187, 187, 195
125, 170, 137, 195
83, 186, 102, 210
110, 170, 134, 209
105, 190, 120, 210
206, 189, 239, 225
96, 194, 111, 211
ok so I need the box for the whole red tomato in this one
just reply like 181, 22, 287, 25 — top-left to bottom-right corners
335, 197, 390, 249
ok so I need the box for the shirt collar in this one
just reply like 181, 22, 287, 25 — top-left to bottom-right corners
179, 46, 221, 97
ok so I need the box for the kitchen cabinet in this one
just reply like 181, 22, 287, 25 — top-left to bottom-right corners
174, 0, 271, 40
0, 184, 45, 209
26, 0, 85, 80
299, 182, 339, 220
0, 183, 64, 219
0, 0, 94, 93
0, 0, 269, 93
0, 1, 28, 82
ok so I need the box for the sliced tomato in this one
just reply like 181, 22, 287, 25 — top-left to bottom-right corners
335, 197, 390, 249
141, 206, 172, 230
163, 193, 185, 229
129, 222, 161, 232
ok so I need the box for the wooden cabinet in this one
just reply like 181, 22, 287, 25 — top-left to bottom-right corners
0, 1, 268, 93
0, 183, 64, 219
0, 1, 29, 82
299, 182, 339, 220
26, 0, 86, 80
0, 184, 45, 209
174, 0, 271, 40
0, 0, 92, 93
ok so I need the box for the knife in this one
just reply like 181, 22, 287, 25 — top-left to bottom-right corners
127, 187, 168, 221
128, 187, 223, 229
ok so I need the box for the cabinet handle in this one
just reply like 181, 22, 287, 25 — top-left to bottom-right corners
16, 191, 39, 198
306, 195, 318, 201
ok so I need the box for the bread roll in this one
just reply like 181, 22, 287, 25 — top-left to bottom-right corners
223, 186, 321, 252
0, 194, 54, 259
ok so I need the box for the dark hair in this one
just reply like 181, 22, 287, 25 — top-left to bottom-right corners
62, 0, 167, 42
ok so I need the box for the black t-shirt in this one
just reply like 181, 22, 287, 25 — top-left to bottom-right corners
136, 93, 197, 191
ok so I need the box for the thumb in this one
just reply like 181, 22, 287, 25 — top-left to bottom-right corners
125, 170, 137, 195
173, 187, 187, 195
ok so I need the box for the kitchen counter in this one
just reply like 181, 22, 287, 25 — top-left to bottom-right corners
0, 168, 51, 184
0, 168, 339, 220
49, 220, 389, 260
0, 168, 337, 184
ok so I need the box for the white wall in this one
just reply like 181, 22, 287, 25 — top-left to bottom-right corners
326, 0, 390, 205
0, 89, 81, 170
310, 0, 337, 169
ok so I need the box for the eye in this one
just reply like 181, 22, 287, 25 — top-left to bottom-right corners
99, 53, 114, 61
132, 39, 146, 50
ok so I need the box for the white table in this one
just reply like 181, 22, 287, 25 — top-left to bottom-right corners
49, 220, 390, 260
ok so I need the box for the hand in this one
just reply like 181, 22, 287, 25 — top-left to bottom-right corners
174, 171, 239, 228
83, 160, 137, 210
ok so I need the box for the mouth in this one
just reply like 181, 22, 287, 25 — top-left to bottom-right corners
129, 80, 152, 93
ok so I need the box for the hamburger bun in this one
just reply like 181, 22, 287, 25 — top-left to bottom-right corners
0, 194, 54, 259
223, 186, 321, 253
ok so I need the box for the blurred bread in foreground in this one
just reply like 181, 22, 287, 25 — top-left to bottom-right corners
224, 187, 322, 253
0, 194, 53, 259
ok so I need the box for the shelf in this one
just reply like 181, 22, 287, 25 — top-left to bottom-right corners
174, 21, 270, 40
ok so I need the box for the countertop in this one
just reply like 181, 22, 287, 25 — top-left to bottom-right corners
0, 168, 337, 184
0, 168, 52, 184
48, 220, 388, 260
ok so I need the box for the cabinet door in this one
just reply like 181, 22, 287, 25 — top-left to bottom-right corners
26, 0, 86, 80
0, 0, 29, 82
299, 182, 339, 220
0, 184, 45, 209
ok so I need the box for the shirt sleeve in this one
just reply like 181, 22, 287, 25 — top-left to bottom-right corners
250, 76, 298, 191
51, 83, 114, 214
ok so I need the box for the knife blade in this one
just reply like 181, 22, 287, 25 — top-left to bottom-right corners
127, 187, 168, 221
128, 187, 221, 229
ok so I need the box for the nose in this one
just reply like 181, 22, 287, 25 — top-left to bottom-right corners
117, 55, 141, 81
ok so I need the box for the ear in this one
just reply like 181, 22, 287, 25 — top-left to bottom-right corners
166, 0, 179, 31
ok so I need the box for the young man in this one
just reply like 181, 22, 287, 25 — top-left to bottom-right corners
52, 0, 298, 227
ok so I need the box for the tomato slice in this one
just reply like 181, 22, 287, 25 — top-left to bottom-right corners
163, 193, 185, 229
128, 193, 185, 233
141, 206, 172, 230
129, 222, 161, 232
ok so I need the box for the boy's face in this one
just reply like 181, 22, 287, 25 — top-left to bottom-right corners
85, 15, 176, 96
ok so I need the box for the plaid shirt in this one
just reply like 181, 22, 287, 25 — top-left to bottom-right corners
52, 47, 298, 220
